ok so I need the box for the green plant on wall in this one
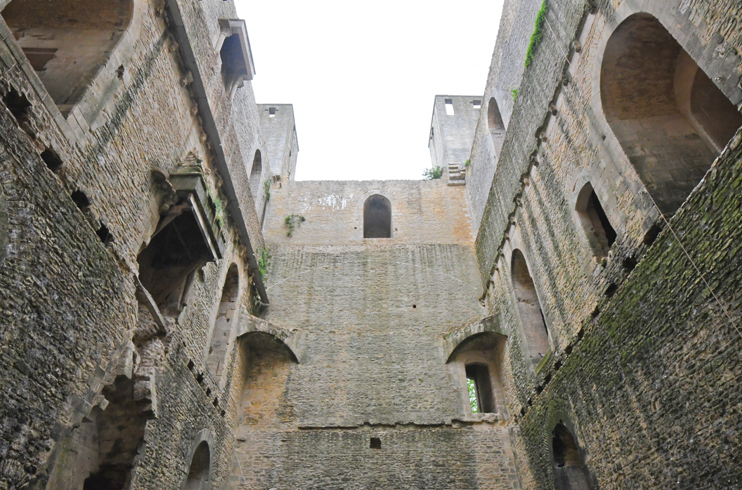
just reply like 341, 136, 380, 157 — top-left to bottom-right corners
423, 165, 443, 180
465, 159, 470, 168
511, 88, 519, 102
284, 214, 306, 237
524, 0, 547, 68
264, 180, 271, 201
257, 247, 270, 280
207, 186, 229, 230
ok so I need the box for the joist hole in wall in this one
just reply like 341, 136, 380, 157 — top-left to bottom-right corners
41, 148, 63, 172
2, 87, 31, 124
370, 437, 381, 449
601, 13, 742, 217
96, 224, 113, 245
71, 190, 90, 212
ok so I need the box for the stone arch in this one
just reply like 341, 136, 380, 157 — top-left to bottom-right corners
363, 194, 391, 238
249, 150, 262, 200
552, 422, 594, 490
445, 325, 507, 417
511, 249, 550, 366
600, 12, 742, 216
206, 263, 241, 381
44, 376, 147, 490
487, 97, 506, 158
182, 441, 210, 490
236, 332, 299, 428
575, 182, 616, 258
1, 0, 134, 116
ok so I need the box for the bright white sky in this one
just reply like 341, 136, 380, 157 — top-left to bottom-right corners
236, 0, 505, 181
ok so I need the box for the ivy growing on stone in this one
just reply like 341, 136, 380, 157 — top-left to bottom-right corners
524, 0, 547, 68
423, 165, 442, 180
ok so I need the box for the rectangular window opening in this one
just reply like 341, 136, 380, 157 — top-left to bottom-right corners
472, 100, 482, 109
466, 364, 496, 413
445, 98, 454, 115
269, 107, 276, 117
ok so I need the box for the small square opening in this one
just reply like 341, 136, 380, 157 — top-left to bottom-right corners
370, 437, 381, 449
444, 98, 454, 115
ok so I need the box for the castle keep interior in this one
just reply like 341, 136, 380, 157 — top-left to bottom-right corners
0, 0, 740, 488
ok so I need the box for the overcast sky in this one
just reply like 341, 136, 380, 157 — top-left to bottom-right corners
235, 0, 505, 181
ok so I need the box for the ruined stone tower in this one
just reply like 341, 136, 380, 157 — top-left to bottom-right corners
0, 0, 740, 489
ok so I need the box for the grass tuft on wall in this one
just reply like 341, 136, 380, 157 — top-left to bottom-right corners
525, 0, 547, 68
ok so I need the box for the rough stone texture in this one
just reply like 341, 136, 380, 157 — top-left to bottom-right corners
0, 0, 740, 488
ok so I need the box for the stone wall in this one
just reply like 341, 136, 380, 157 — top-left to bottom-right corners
471, 0, 742, 488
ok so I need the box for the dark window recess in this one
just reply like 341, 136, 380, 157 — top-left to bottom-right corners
221, 34, 247, 93
576, 183, 616, 258
553, 423, 594, 490
370, 438, 381, 449
466, 364, 496, 413
364, 195, 392, 238
71, 190, 90, 211
45, 376, 146, 490
184, 442, 210, 490
511, 249, 550, 364
41, 148, 62, 171
22, 47, 57, 71
601, 13, 742, 217
3, 87, 31, 124
137, 201, 215, 316
96, 224, 113, 245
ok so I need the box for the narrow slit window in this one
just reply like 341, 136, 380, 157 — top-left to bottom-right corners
445, 98, 454, 115
465, 364, 495, 413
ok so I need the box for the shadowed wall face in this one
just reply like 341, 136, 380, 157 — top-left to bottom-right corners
601, 13, 742, 216
2, 0, 132, 115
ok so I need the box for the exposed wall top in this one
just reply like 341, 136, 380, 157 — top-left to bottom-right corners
428, 95, 481, 184
258, 104, 299, 181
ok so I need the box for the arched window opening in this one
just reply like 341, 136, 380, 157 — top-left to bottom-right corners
207, 264, 240, 380
237, 333, 298, 428
466, 363, 496, 414
487, 97, 506, 157
601, 13, 742, 216
552, 423, 594, 490
575, 183, 616, 258
249, 151, 262, 200
184, 442, 210, 490
511, 250, 549, 365
363, 195, 391, 238
45, 376, 147, 490
2, 0, 133, 116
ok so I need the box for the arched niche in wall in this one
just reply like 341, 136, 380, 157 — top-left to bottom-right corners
182, 441, 210, 490
206, 264, 241, 382
363, 194, 391, 238
45, 376, 147, 490
552, 422, 595, 490
601, 13, 742, 217
575, 182, 616, 258
446, 329, 507, 417
249, 150, 262, 200
237, 332, 298, 429
1, 0, 134, 116
487, 96, 506, 157
511, 249, 550, 367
